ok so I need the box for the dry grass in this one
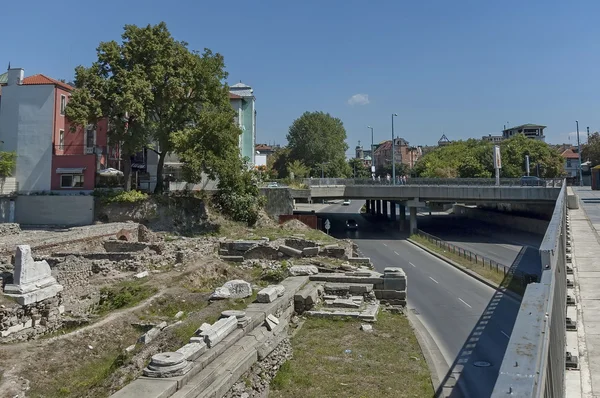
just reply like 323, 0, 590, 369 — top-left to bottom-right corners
410, 235, 525, 295
216, 218, 336, 244
269, 311, 433, 398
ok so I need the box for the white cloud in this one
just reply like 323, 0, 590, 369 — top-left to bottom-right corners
347, 93, 370, 106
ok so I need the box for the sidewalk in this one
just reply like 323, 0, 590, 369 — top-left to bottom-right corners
568, 187, 600, 398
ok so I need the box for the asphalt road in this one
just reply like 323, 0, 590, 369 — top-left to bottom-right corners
317, 201, 524, 398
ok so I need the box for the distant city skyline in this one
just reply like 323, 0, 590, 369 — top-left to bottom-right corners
2, 0, 599, 154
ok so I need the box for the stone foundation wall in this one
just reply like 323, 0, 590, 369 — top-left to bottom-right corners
0, 294, 64, 342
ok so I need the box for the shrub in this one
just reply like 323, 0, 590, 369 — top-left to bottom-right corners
93, 189, 148, 204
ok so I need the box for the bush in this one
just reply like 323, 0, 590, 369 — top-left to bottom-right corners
214, 191, 266, 226
93, 189, 148, 204
96, 281, 157, 315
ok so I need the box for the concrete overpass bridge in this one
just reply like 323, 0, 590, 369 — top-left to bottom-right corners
301, 178, 562, 232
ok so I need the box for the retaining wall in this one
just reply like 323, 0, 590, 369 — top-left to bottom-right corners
15, 195, 94, 226
452, 204, 549, 235
260, 188, 293, 218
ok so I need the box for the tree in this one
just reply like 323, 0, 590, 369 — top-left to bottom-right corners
287, 111, 349, 177
582, 132, 600, 166
266, 147, 290, 179
0, 152, 17, 178
286, 160, 310, 179
375, 162, 411, 178
413, 135, 564, 178
348, 158, 370, 178
66, 22, 232, 192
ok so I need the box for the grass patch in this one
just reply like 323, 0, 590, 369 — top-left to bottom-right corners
270, 311, 433, 398
95, 280, 158, 316
410, 234, 525, 295
215, 219, 336, 244
136, 294, 207, 321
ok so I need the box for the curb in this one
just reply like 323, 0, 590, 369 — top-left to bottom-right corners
406, 238, 522, 303
405, 309, 449, 397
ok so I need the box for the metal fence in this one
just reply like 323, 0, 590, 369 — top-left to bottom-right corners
492, 181, 567, 397
302, 177, 564, 187
415, 229, 516, 278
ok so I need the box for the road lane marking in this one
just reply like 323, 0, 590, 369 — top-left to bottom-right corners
429, 277, 439, 284
458, 298, 472, 308
382, 243, 388, 247
394, 251, 400, 256
409, 262, 415, 267
501, 331, 510, 339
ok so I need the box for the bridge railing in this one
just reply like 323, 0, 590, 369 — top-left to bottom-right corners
302, 177, 564, 187
491, 181, 567, 397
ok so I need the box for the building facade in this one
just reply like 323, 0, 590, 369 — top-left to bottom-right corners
502, 124, 546, 141
0, 68, 107, 192
561, 148, 581, 178
482, 134, 503, 143
373, 138, 420, 171
229, 82, 256, 165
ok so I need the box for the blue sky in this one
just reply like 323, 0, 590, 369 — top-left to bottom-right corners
2, 0, 599, 156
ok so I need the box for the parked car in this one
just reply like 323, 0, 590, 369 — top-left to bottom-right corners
520, 176, 545, 186
346, 219, 358, 230
343, 199, 351, 206
266, 182, 278, 188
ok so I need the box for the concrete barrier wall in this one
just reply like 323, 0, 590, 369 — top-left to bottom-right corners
452, 204, 549, 235
260, 188, 293, 218
15, 195, 94, 226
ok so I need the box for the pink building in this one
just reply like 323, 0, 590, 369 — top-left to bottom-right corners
0, 68, 109, 192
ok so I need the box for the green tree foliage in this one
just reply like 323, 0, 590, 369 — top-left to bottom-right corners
375, 162, 411, 178
66, 22, 232, 192
414, 135, 564, 178
287, 111, 350, 178
0, 151, 17, 178
286, 160, 310, 179
267, 147, 290, 179
582, 132, 600, 166
348, 158, 371, 178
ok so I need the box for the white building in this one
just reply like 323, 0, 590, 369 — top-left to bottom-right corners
502, 124, 546, 141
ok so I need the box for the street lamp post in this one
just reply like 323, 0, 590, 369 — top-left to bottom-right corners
587, 126, 590, 143
391, 113, 398, 185
576, 121, 583, 186
367, 126, 374, 174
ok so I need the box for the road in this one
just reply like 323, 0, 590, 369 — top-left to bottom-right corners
317, 200, 525, 398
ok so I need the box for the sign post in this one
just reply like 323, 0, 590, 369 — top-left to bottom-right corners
493, 145, 502, 186
324, 219, 331, 235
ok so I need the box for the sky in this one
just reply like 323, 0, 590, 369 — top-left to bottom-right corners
2, 0, 599, 157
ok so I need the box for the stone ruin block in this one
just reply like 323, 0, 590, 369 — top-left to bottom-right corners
176, 342, 207, 361
143, 352, 192, 378
4, 245, 63, 306
320, 245, 346, 259
243, 246, 279, 260
302, 247, 319, 257
116, 229, 134, 242
199, 315, 237, 348
284, 238, 317, 251
256, 285, 285, 303
289, 265, 318, 276
278, 245, 303, 258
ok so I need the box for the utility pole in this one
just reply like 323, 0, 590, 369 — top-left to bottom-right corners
391, 113, 398, 185
587, 126, 590, 143
576, 121, 583, 186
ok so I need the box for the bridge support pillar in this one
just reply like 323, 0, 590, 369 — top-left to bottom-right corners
390, 201, 396, 221
398, 204, 406, 230
382, 201, 388, 217
370, 200, 376, 216
376, 200, 381, 216
409, 207, 418, 234
365, 200, 370, 214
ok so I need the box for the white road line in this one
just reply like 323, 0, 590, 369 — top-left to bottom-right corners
429, 277, 439, 284
501, 330, 510, 339
394, 251, 400, 256
458, 298, 472, 308
409, 262, 416, 267
382, 243, 388, 247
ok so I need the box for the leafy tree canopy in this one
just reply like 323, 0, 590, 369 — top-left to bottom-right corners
582, 132, 600, 166
286, 111, 350, 178
66, 22, 234, 192
349, 158, 371, 178
0, 152, 17, 178
413, 135, 564, 178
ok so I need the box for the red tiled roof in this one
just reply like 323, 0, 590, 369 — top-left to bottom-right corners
255, 144, 271, 150
22, 74, 73, 92
229, 93, 242, 99
561, 149, 580, 159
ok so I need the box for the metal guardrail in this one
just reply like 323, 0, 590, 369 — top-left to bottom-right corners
415, 229, 528, 283
492, 181, 567, 397
302, 177, 564, 187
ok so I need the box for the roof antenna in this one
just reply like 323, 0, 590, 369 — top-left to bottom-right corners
7, 61, 10, 70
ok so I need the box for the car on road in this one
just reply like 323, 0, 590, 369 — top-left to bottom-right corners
520, 176, 545, 186
266, 182, 279, 188
343, 199, 351, 206
346, 219, 358, 230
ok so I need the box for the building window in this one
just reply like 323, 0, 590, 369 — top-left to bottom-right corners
59, 130, 65, 150
60, 174, 84, 188
60, 95, 66, 115
567, 159, 572, 167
